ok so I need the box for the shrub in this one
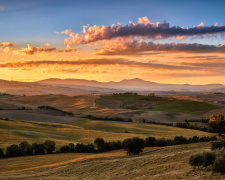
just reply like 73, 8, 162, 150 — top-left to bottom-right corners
189, 153, 204, 169
94, 138, 105, 152
211, 141, 223, 150
202, 151, 216, 167
6, 144, 20, 157
32, 143, 45, 155
44, 140, 56, 154
122, 137, 145, 155
213, 148, 225, 174
145, 137, 157, 147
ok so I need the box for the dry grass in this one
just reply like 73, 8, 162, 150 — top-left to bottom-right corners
0, 119, 216, 151
0, 147, 163, 174
0, 143, 224, 179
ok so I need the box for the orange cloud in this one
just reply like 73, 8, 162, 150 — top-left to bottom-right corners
12, 44, 77, 55
0, 42, 16, 47
45, 43, 51, 47
95, 39, 225, 55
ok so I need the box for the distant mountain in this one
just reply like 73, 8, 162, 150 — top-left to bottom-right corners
1, 78, 225, 96
37, 78, 225, 91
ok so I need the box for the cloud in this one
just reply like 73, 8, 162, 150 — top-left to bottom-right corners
95, 39, 225, 55
45, 43, 51, 47
13, 44, 56, 55
0, 58, 197, 71
61, 17, 225, 45
0, 42, 16, 47
13, 44, 78, 55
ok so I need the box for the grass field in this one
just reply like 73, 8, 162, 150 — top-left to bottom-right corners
1, 142, 224, 179
139, 100, 218, 115
0, 119, 215, 151
0, 147, 163, 174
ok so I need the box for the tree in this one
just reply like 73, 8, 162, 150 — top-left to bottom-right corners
60, 145, 70, 153
211, 141, 223, 150
122, 137, 145, 155
0, 149, 4, 158
94, 138, 105, 152
189, 153, 204, 169
212, 148, 225, 174
145, 137, 157, 147
6, 144, 20, 157
202, 151, 216, 167
32, 143, 45, 155
44, 140, 56, 154
68, 143, 75, 152
19, 141, 33, 156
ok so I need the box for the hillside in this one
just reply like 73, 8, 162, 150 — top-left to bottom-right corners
0, 119, 215, 150
0, 142, 224, 179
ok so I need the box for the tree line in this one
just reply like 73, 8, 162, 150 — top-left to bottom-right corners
0, 135, 217, 159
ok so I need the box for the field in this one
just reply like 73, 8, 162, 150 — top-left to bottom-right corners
140, 100, 219, 115
0, 119, 215, 150
0, 94, 224, 179
1, 142, 224, 179
0, 95, 124, 118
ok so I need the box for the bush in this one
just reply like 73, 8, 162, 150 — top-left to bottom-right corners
202, 151, 216, 167
6, 144, 20, 157
44, 140, 56, 154
211, 141, 223, 150
145, 137, 157, 147
94, 138, 105, 152
213, 148, 225, 174
19, 141, 33, 156
32, 143, 45, 155
189, 153, 204, 169
122, 137, 145, 155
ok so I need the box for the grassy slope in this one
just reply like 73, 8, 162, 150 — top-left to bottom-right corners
0, 119, 215, 150
0, 142, 224, 179
140, 100, 219, 115
0, 147, 162, 174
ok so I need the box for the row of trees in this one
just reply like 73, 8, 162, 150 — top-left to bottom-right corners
0, 140, 55, 158
0, 135, 218, 159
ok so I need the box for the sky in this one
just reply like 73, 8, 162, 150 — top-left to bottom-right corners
1, 0, 225, 84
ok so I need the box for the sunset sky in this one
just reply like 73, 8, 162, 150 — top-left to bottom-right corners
1, 0, 225, 84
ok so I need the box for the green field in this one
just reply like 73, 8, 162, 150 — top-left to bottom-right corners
139, 100, 218, 115
0, 119, 215, 151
